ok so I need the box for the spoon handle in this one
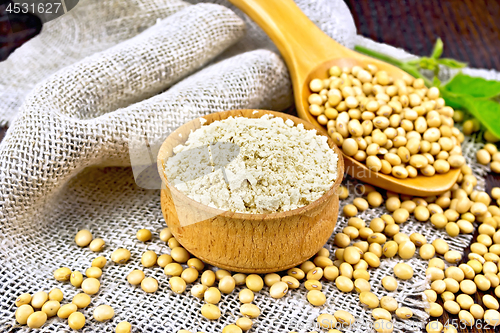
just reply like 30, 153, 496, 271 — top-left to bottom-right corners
228, 0, 348, 83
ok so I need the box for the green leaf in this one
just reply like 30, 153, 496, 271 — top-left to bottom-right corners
466, 99, 500, 139
354, 45, 404, 66
439, 88, 467, 110
431, 38, 443, 59
443, 73, 500, 99
437, 58, 467, 69
440, 89, 500, 138
405, 59, 421, 66
417, 57, 438, 71
354, 45, 430, 85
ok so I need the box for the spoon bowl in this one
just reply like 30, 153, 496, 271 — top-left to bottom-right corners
300, 59, 461, 196
229, 0, 460, 196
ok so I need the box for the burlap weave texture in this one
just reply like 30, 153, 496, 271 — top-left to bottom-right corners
1, 0, 499, 332
0, 0, 191, 125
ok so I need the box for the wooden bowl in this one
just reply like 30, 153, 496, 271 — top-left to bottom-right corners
157, 109, 344, 273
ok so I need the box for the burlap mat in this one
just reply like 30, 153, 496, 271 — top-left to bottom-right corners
0, 0, 499, 332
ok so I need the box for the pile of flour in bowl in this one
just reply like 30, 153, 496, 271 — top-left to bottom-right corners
165, 114, 338, 213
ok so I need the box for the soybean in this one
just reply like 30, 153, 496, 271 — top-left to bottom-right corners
27, 311, 47, 329
374, 319, 393, 333
444, 300, 460, 314
81, 278, 100, 295
72, 293, 91, 309
426, 321, 443, 333
393, 263, 413, 280
238, 289, 254, 304
200, 270, 216, 287
201, 304, 221, 320
127, 270, 145, 285
236, 317, 253, 331
360, 291, 379, 308
31, 291, 48, 309
57, 303, 77, 319
427, 302, 443, 317
380, 296, 398, 312
334, 310, 355, 325
223, 325, 243, 333
205, 287, 222, 304
484, 309, 500, 327
54, 267, 72, 282
169, 276, 187, 294
459, 310, 475, 326
71, 271, 83, 288
157, 254, 173, 267
191, 284, 208, 298
68, 312, 86, 330
41, 300, 60, 317
75, 230, 92, 247
282, 276, 300, 289
264, 273, 281, 287
181, 267, 199, 284
15, 293, 32, 307
164, 263, 183, 276
398, 241, 416, 259
92, 256, 107, 268
354, 279, 371, 293
396, 307, 413, 319
419, 244, 436, 259
141, 277, 159, 293
269, 281, 289, 299
116, 321, 133, 333
187, 258, 204, 271
111, 248, 131, 264
307, 290, 326, 306
86, 267, 102, 279
89, 238, 105, 252
372, 308, 391, 320
219, 276, 236, 294
136, 229, 152, 242
287, 268, 305, 280
381, 276, 398, 291
240, 304, 261, 318
93, 304, 114, 322
15, 304, 34, 325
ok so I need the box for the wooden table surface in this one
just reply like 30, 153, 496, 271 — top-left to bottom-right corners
1, 0, 500, 331
345, 0, 500, 71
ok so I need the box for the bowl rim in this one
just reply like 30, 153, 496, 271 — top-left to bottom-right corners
157, 109, 344, 221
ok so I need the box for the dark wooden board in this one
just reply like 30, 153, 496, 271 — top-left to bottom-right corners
344, 0, 500, 70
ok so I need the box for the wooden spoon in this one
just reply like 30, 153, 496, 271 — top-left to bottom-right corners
228, 0, 460, 196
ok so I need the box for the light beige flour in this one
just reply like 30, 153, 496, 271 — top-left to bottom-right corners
165, 114, 338, 213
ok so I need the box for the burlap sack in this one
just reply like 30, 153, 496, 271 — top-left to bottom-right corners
0, 0, 499, 332
0, 0, 192, 125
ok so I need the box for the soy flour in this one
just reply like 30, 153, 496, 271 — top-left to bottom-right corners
165, 114, 338, 213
